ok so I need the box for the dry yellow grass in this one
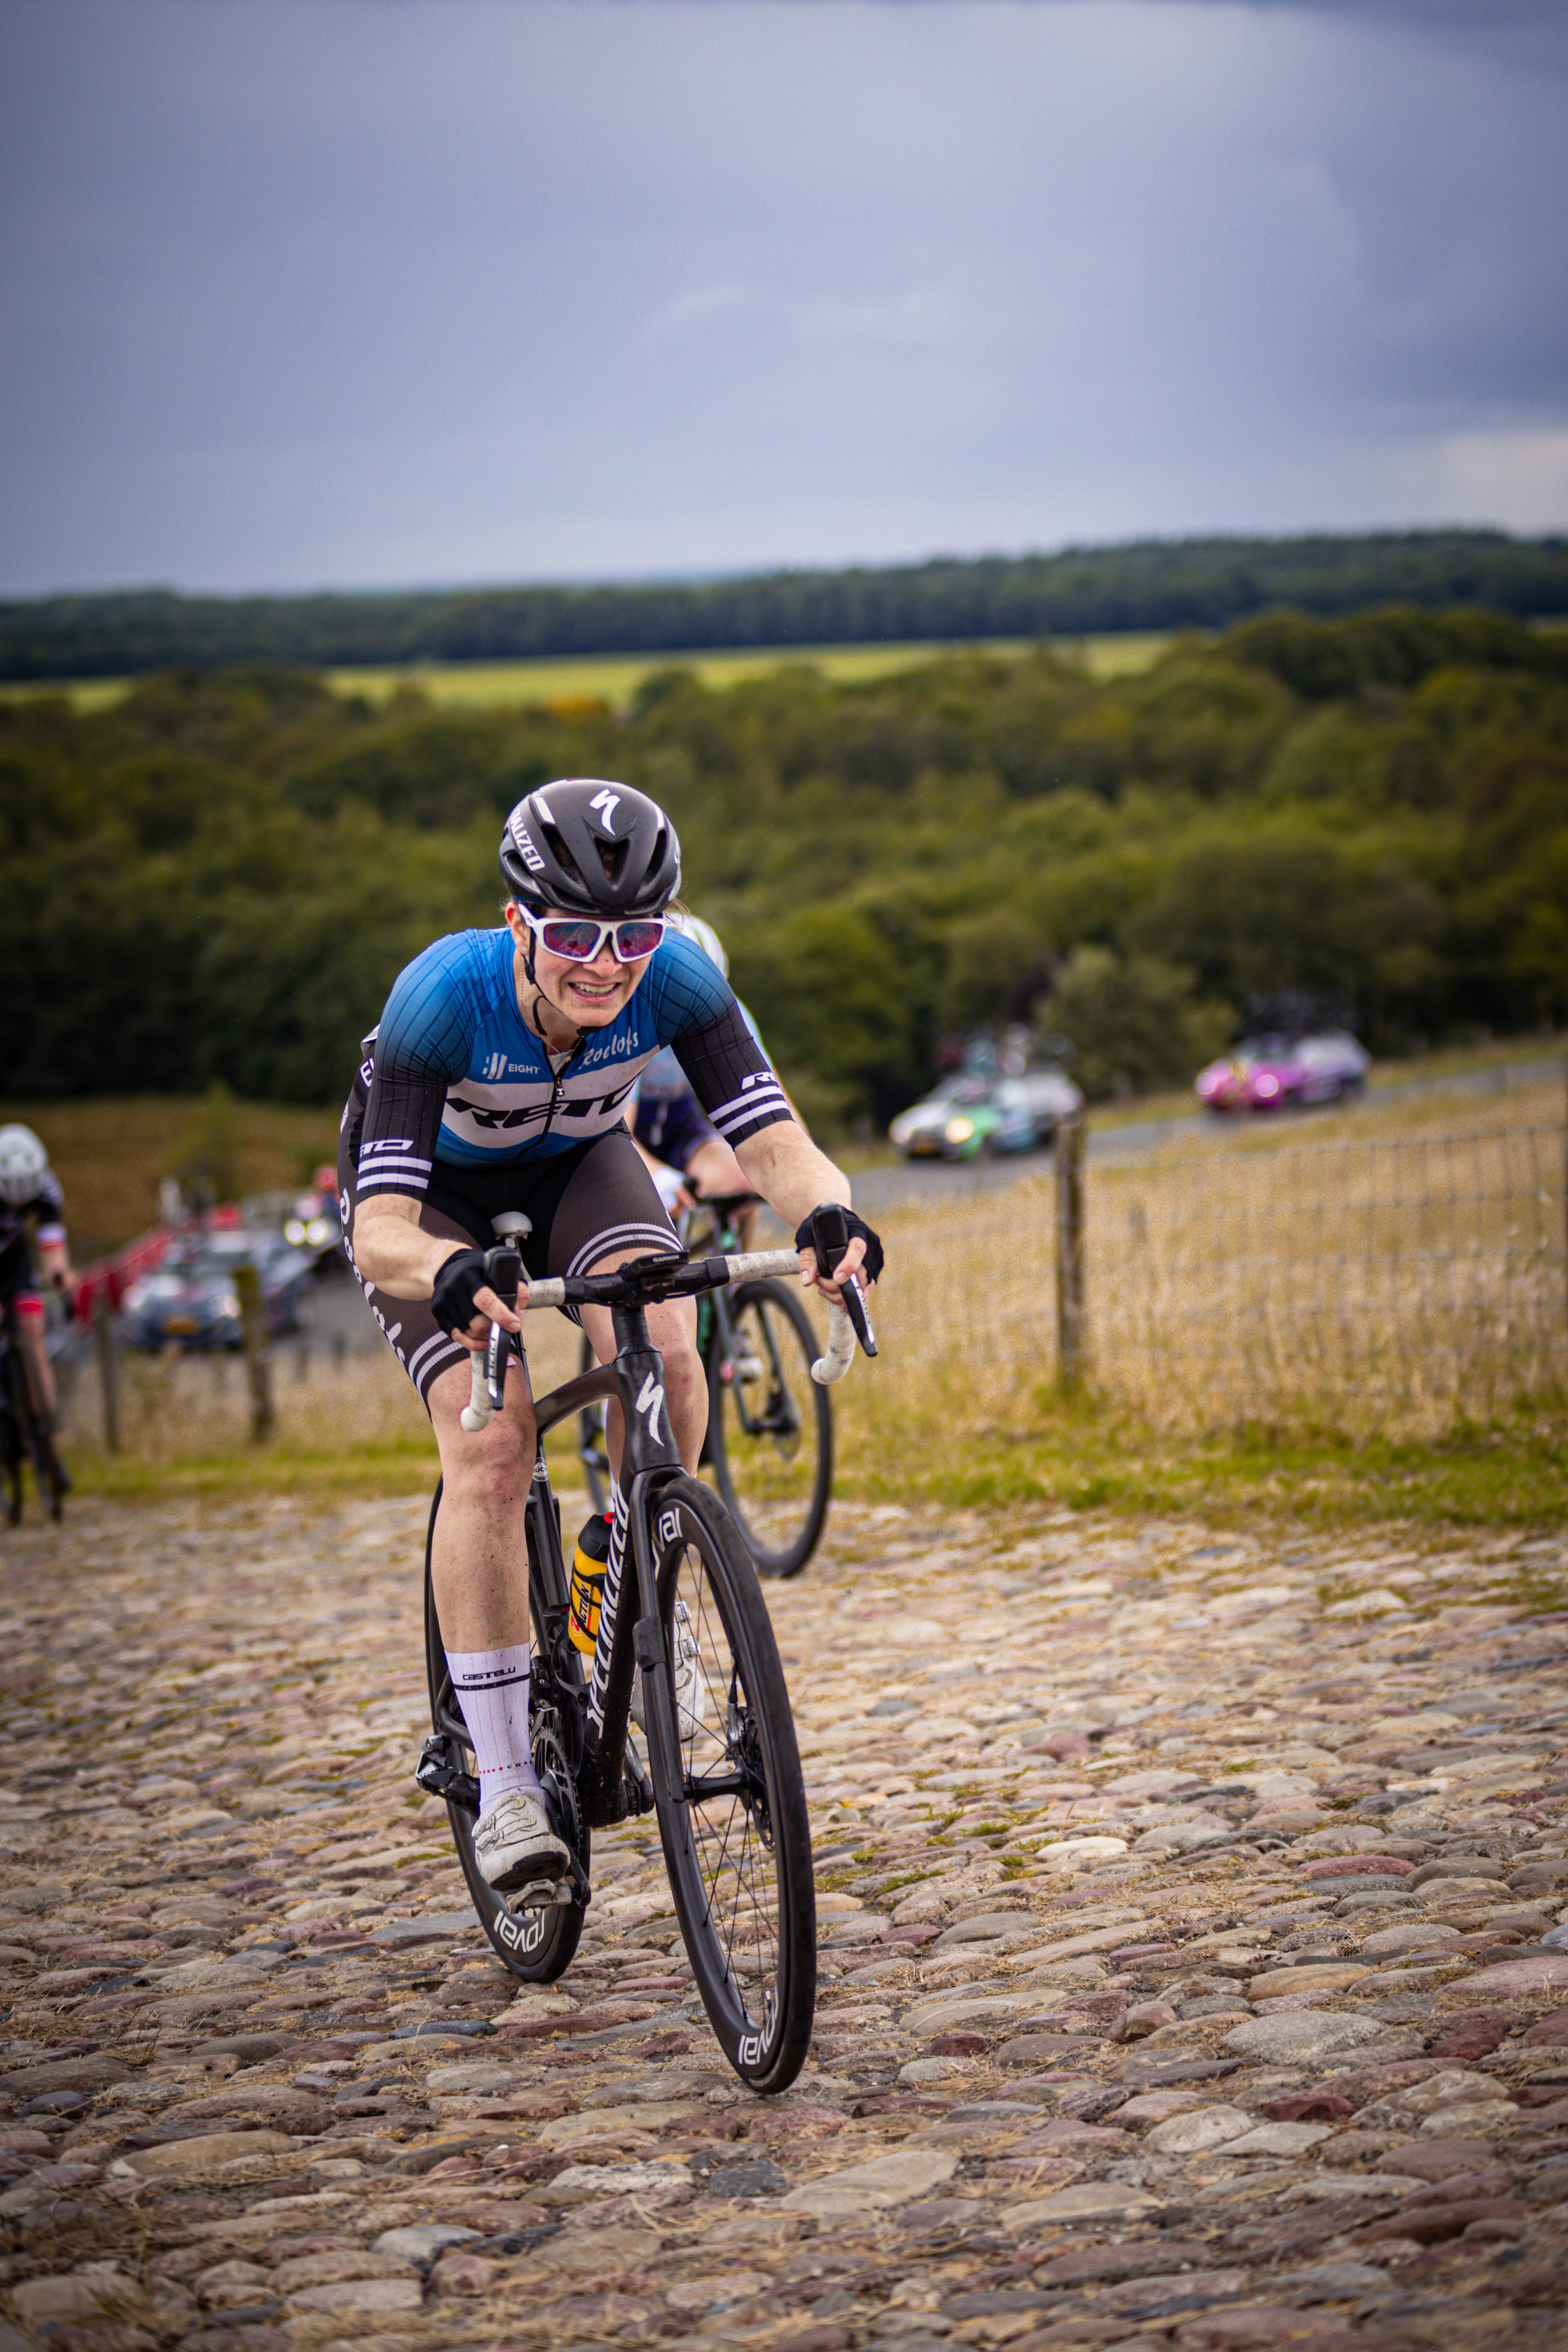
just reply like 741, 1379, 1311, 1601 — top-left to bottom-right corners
833, 1076, 1568, 1464
56, 1298, 599, 1496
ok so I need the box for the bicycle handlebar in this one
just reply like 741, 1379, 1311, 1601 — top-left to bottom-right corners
458, 1246, 869, 1433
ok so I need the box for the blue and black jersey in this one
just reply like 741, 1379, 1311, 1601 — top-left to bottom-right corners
347, 927, 790, 1203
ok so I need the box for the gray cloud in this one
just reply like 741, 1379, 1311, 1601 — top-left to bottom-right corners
1, 0, 1565, 594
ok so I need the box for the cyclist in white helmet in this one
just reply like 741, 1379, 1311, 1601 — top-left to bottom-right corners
628, 913, 790, 1231
0, 1125, 73, 1422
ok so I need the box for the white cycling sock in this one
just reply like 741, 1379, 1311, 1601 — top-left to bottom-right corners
446, 1646, 542, 1817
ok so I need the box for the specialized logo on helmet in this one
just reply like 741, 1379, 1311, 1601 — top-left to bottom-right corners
588, 787, 622, 830
508, 816, 546, 873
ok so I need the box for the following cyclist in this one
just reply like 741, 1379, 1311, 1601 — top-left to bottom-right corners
627, 913, 774, 1233
0, 1124, 74, 1432
342, 779, 883, 1893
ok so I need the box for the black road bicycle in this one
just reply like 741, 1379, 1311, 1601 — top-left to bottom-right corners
577, 1196, 833, 1578
417, 1220, 873, 2095
1, 1294, 67, 1526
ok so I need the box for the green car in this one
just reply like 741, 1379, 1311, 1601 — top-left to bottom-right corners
888, 1076, 1039, 1160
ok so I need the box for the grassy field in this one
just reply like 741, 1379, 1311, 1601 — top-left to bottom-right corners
0, 631, 1174, 713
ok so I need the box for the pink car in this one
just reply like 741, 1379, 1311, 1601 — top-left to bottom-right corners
1196, 1030, 1370, 1112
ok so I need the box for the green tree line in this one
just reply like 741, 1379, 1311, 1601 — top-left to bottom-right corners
4, 532, 1568, 681
2, 608, 1565, 1131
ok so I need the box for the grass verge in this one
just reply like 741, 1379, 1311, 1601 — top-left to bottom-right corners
60, 1431, 441, 1507
53, 1391, 1566, 1537
842, 1392, 1568, 1536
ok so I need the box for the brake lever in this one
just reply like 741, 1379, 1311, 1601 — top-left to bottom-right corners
810, 1207, 879, 1359
839, 1272, 878, 1359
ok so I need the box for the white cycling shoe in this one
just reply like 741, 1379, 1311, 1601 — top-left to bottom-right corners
632, 1601, 710, 1741
472, 1787, 570, 1891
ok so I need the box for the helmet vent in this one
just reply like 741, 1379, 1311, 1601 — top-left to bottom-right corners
538, 821, 582, 886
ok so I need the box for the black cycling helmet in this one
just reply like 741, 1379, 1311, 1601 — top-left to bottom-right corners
499, 779, 681, 918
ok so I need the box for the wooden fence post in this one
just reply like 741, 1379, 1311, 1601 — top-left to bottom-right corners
93, 1291, 121, 1454
1055, 1109, 1087, 1391
233, 1262, 274, 1442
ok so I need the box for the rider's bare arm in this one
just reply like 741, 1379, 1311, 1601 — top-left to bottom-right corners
732, 1120, 866, 1304
352, 1194, 520, 1348
37, 1238, 71, 1291
685, 1134, 746, 1200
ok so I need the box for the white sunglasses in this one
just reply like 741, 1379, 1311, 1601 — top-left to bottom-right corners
517, 906, 667, 964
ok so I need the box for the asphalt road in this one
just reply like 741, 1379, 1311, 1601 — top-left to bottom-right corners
850, 1051, 1565, 1215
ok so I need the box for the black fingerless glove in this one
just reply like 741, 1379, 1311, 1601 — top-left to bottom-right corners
430, 1246, 492, 1335
795, 1203, 885, 1285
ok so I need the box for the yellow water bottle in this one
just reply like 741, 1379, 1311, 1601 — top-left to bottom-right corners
569, 1512, 612, 1657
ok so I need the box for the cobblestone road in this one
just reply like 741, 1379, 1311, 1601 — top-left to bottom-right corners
5, 1494, 1568, 2352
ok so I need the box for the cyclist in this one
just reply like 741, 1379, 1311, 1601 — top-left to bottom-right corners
342, 778, 883, 1893
628, 913, 763, 1224
0, 1126, 72, 1417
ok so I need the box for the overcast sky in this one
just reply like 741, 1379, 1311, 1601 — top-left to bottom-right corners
1, 0, 1565, 597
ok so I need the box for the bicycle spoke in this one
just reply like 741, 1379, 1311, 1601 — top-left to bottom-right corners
668, 1526, 787, 2027
708, 1281, 833, 1579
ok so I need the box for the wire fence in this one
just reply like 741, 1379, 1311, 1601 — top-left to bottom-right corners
56, 1075, 1568, 1474
855, 1083, 1568, 1442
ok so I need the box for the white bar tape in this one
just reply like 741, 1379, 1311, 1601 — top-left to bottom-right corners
720, 1248, 800, 1281
459, 1352, 495, 1433
811, 1304, 855, 1385
524, 1277, 566, 1311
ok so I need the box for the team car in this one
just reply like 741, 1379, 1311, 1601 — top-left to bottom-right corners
1196, 1030, 1370, 1112
890, 1076, 1041, 1160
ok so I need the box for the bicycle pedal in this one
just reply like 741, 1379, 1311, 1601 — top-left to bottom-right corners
507, 1875, 574, 1915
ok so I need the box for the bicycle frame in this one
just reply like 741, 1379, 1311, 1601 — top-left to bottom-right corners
455, 1232, 859, 1822
506, 1292, 695, 1831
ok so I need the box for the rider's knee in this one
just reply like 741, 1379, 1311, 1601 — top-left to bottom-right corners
445, 1450, 532, 1516
650, 1312, 700, 1385
437, 1409, 536, 1512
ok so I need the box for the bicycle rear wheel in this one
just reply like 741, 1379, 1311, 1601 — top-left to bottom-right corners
575, 1334, 612, 1515
5, 1336, 63, 1524
706, 1279, 832, 1578
2, 1399, 21, 1527
643, 1472, 815, 2094
422, 1483, 589, 1981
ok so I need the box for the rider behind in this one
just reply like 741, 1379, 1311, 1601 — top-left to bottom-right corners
627, 912, 765, 1229
0, 1124, 73, 1428
343, 780, 883, 1893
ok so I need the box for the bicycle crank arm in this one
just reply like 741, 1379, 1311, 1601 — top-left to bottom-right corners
622, 1735, 656, 1817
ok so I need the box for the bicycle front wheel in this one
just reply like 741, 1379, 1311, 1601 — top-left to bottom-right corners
423, 1484, 588, 1982
706, 1279, 832, 1577
644, 1472, 815, 2094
